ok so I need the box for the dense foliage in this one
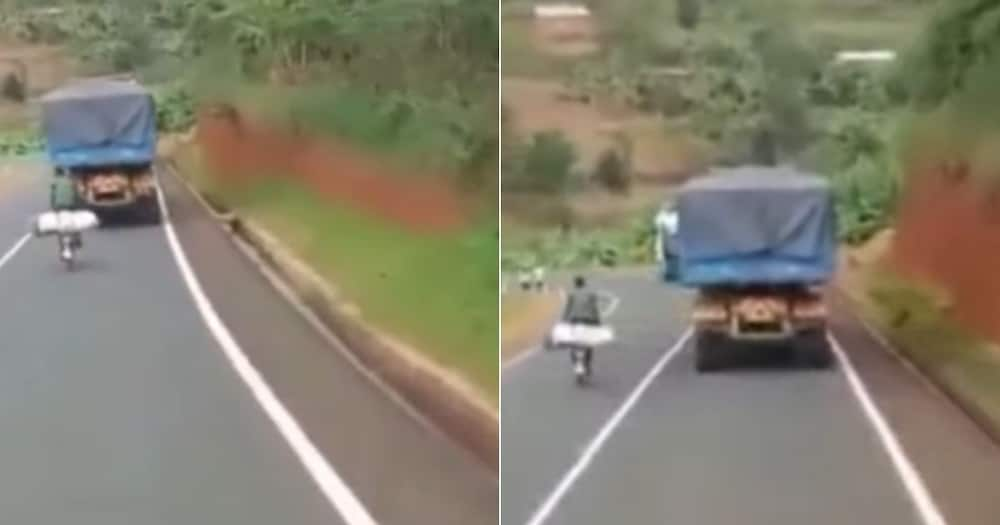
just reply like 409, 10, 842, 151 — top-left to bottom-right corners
0, 129, 43, 157
504, 1, 926, 273
894, 0, 1000, 110
0, 0, 498, 176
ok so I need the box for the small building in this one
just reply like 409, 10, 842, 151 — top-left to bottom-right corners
532, 3, 598, 56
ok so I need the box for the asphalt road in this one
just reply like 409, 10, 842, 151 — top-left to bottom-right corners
0, 161, 496, 524
502, 273, 1000, 525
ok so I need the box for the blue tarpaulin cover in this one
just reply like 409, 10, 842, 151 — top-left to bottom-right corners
40, 80, 156, 168
673, 166, 837, 287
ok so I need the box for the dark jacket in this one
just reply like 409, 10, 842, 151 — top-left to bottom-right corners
50, 176, 78, 210
562, 289, 601, 325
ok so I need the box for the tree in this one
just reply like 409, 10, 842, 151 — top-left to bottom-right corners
509, 131, 577, 194
677, 0, 700, 31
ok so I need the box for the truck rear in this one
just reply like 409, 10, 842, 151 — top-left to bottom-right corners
40, 79, 160, 223
671, 167, 837, 372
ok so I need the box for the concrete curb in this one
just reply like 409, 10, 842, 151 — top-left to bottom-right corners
162, 160, 499, 473
832, 287, 1000, 446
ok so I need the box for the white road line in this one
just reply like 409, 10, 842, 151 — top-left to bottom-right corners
155, 185, 379, 525
829, 334, 948, 525
0, 234, 30, 270
845, 304, 947, 399
599, 291, 620, 318
502, 288, 566, 371
524, 327, 695, 525
503, 345, 541, 371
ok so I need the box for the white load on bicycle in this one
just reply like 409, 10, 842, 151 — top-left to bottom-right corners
546, 276, 616, 385
31, 209, 100, 270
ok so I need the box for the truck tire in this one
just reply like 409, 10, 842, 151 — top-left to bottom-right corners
695, 330, 727, 373
796, 328, 833, 369
140, 196, 162, 225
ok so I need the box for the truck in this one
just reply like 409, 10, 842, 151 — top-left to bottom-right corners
669, 167, 837, 372
40, 78, 160, 223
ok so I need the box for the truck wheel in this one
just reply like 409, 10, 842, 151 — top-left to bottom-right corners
796, 329, 833, 370
142, 198, 162, 225
695, 330, 727, 373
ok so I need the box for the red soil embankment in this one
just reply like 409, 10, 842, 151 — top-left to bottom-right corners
194, 108, 468, 232
892, 164, 1000, 343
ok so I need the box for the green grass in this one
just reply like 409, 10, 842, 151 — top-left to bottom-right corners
502, 215, 656, 273
231, 181, 498, 402
861, 269, 1000, 430
0, 127, 43, 157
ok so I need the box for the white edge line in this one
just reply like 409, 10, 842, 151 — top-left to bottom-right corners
843, 300, 948, 398
524, 327, 694, 525
829, 334, 948, 525
502, 288, 567, 371
503, 345, 541, 370
599, 291, 620, 318
166, 163, 451, 435
155, 184, 379, 525
0, 234, 30, 269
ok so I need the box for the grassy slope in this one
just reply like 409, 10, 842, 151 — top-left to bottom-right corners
840, 254, 1000, 432
232, 182, 499, 402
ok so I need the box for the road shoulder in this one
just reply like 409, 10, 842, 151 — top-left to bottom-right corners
829, 302, 1000, 525
159, 170, 498, 525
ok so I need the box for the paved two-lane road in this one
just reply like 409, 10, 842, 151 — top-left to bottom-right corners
502, 273, 1000, 525
0, 161, 496, 524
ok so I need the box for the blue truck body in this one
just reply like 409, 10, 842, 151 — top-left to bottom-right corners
40, 80, 157, 169
39, 79, 161, 223
668, 167, 837, 288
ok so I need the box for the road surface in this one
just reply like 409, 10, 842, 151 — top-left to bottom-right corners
0, 159, 496, 524
502, 272, 1000, 525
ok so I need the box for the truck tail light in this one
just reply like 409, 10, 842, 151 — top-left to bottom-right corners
692, 302, 728, 323
793, 300, 827, 320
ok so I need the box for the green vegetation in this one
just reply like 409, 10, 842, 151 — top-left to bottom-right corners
504, 131, 578, 194
836, 0, 1000, 434
152, 82, 197, 133
891, 0, 1000, 181
0, 128, 43, 157
1, 0, 497, 179
503, 0, 931, 273
503, 216, 656, 273
237, 182, 498, 400
860, 269, 1000, 433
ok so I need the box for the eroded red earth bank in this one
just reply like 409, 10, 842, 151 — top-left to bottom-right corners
892, 164, 1000, 343
195, 109, 468, 233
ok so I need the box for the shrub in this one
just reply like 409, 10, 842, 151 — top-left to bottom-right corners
593, 149, 631, 194
154, 83, 197, 133
831, 152, 900, 244
635, 79, 689, 116
507, 131, 577, 194
0, 72, 25, 103
677, 0, 701, 31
